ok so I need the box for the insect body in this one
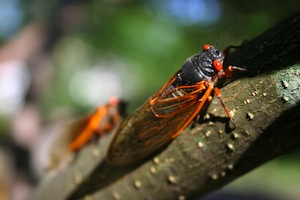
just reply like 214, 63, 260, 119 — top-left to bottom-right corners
70, 97, 124, 152
46, 97, 126, 171
107, 44, 243, 165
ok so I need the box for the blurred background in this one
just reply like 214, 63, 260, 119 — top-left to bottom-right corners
0, 0, 299, 199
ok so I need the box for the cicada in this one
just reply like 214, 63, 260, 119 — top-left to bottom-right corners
107, 44, 244, 165
47, 97, 126, 170
69, 97, 125, 152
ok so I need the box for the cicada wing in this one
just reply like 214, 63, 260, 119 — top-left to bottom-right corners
70, 105, 111, 152
150, 79, 207, 118
68, 115, 94, 140
106, 103, 188, 165
107, 89, 208, 165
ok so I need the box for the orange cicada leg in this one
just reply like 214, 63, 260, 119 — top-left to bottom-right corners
213, 87, 233, 121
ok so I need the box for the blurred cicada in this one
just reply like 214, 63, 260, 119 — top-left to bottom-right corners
47, 97, 126, 170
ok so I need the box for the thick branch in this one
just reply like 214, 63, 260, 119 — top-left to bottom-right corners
30, 11, 300, 200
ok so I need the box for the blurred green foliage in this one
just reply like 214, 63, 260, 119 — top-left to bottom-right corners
39, 0, 299, 113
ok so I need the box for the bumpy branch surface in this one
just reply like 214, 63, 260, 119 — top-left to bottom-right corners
30, 11, 300, 200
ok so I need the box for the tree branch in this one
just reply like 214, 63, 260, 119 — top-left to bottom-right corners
30, 11, 300, 200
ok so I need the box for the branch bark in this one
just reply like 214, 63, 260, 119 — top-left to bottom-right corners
30, 11, 300, 200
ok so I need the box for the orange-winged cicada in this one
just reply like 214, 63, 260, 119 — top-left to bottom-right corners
69, 96, 126, 152
47, 97, 126, 170
107, 44, 244, 165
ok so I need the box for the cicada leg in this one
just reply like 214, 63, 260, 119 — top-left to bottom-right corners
213, 87, 233, 121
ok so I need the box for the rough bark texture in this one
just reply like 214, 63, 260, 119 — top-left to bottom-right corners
30, 11, 300, 200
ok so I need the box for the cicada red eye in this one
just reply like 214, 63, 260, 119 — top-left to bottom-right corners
213, 60, 223, 71
203, 44, 211, 51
